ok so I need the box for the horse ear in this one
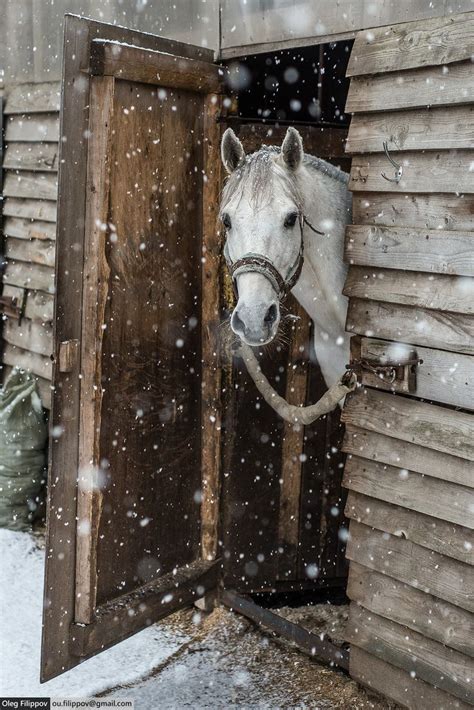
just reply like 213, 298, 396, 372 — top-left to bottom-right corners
221, 128, 245, 174
281, 127, 303, 170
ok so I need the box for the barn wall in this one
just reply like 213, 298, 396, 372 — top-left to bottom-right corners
220, 0, 474, 57
0, 0, 219, 86
341, 11, 474, 709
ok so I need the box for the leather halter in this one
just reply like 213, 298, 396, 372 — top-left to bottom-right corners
223, 215, 324, 299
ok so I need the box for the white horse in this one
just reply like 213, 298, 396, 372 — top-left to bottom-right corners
220, 126, 352, 388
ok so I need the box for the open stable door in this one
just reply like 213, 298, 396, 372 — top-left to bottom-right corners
42, 16, 224, 681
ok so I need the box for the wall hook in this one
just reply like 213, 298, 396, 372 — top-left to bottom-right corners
381, 140, 403, 184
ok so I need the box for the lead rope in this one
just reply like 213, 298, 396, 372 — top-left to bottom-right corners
234, 341, 357, 426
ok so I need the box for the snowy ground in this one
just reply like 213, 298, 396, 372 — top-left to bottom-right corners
1, 529, 395, 708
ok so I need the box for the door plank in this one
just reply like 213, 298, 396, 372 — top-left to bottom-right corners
3, 142, 59, 171
346, 60, 473, 113
346, 605, 473, 704
346, 298, 474, 355
346, 521, 474, 612
344, 267, 474, 315
5, 237, 55, 268
3, 197, 57, 223
343, 425, 473, 489
343, 457, 474, 530
5, 114, 60, 142
352, 192, 474, 232
341, 389, 474, 461
347, 562, 474, 657
3, 171, 58, 200
347, 12, 474, 76
91, 40, 221, 93
349, 151, 474, 194
347, 106, 474, 154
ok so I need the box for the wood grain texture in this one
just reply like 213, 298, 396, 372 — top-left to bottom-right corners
342, 389, 474, 462
2, 343, 52, 380
347, 12, 474, 76
346, 298, 474, 355
352, 192, 474, 232
343, 425, 473, 489
346, 521, 474, 612
344, 267, 474, 315
3, 216, 56, 240
346, 106, 474, 154
347, 562, 474, 658
346, 605, 473, 704
349, 151, 474, 194
349, 334, 474, 410
3, 197, 57, 223
3, 142, 59, 171
345, 224, 474, 277
3, 171, 57, 200
3, 318, 52, 357
201, 92, 224, 562
343, 457, 474, 530
4, 82, 60, 114
91, 40, 221, 93
236, 123, 348, 159
350, 646, 471, 710
5, 237, 55, 268
345, 492, 474, 566
5, 114, 59, 142
1, 285, 53, 323
346, 60, 474, 113
3, 260, 54, 293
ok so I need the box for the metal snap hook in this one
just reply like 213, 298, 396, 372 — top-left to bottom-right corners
381, 140, 403, 184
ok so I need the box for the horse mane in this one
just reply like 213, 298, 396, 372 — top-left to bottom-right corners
220, 144, 349, 214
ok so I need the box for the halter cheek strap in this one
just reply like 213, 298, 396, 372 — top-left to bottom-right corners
223, 214, 323, 300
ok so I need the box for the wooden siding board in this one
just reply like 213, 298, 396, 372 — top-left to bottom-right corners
3, 343, 52, 380
344, 268, 474, 316
344, 457, 474, 530
346, 60, 474, 113
350, 646, 471, 710
5, 114, 59, 142
346, 298, 474, 355
346, 605, 474, 704
346, 521, 474, 612
341, 389, 474, 462
349, 151, 474, 194
3, 318, 52, 357
343, 425, 473, 489
3, 171, 58, 200
3, 142, 59, 171
347, 562, 474, 658
4, 82, 61, 114
347, 12, 474, 76
3, 197, 57, 222
352, 192, 474, 232
2, 285, 54, 323
345, 492, 474, 567
346, 106, 474, 154
3, 260, 55, 293
5, 237, 55, 268
3, 216, 56, 241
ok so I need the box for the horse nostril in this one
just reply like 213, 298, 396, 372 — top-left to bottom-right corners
231, 308, 246, 336
264, 303, 278, 327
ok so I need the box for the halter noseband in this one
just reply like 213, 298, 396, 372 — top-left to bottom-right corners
223, 215, 323, 299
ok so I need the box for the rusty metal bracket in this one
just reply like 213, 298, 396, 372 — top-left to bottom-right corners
346, 355, 422, 393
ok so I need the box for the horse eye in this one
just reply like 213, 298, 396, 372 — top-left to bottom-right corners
284, 212, 298, 228
222, 213, 232, 230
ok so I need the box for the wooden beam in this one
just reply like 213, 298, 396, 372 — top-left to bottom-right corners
346, 106, 474, 154
352, 192, 474, 232
346, 298, 474, 355
235, 123, 348, 159
347, 12, 474, 76
345, 492, 474, 566
346, 60, 473, 113
343, 425, 473, 489
343, 457, 474, 529
342, 389, 474, 462
347, 562, 474, 658
350, 646, 471, 710
346, 605, 473, 704
350, 150, 474, 194
346, 521, 474, 612
91, 40, 221, 93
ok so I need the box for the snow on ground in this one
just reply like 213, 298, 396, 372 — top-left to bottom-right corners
0, 529, 190, 697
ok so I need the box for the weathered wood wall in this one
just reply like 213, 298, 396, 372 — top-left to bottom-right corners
1, 82, 59, 407
342, 11, 474, 709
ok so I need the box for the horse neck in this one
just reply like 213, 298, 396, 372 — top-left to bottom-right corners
293, 162, 351, 330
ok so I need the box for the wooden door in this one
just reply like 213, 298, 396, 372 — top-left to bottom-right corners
41, 16, 223, 681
